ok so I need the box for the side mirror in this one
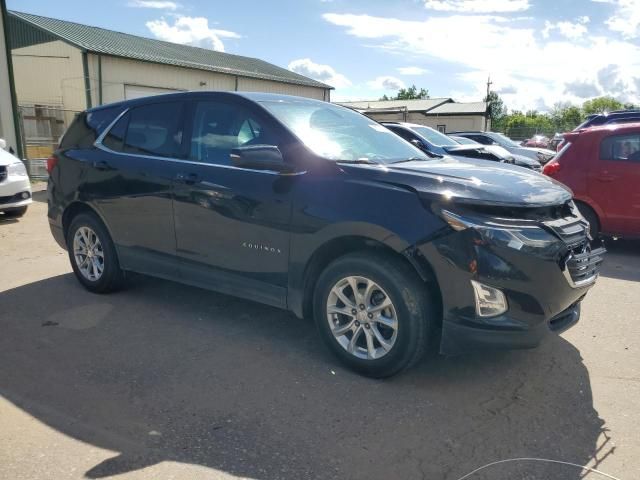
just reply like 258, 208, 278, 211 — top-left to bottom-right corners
410, 139, 425, 150
230, 145, 292, 173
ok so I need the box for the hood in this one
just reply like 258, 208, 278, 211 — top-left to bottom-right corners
511, 154, 541, 167
521, 146, 556, 155
0, 148, 19, 167
341, 156, 572, 208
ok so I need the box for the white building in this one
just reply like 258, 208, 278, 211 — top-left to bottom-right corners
338, 98, 489, 133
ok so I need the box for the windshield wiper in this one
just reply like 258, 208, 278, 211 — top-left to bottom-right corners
392, 154, 440, 164
336, 159, 380, 165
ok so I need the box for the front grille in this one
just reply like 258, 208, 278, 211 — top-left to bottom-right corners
544, 213, 605, 287
0, 166, 6, 183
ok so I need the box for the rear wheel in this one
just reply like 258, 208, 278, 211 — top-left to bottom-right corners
3, 206, 27, 218
67, 213, 125, 293
314, 252, 436, 378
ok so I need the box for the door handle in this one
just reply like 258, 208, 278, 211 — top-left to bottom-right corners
596, 172, 616, 182
176, 172, 200, 185
92, 160, 111, 171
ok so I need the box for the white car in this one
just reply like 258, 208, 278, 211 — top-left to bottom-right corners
0, 144, 32, 218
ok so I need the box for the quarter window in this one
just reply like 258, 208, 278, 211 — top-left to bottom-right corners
600, 134, 640, 162
190, 102, 273, 165
122, 102, 184, 158
103, 112, 129, 152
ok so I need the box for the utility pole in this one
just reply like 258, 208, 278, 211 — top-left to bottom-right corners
484, 75, 492, 132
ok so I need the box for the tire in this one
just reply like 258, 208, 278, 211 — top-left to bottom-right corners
3, 206, 27, 218
576, 203, 600, 240
67, 212, 125, 293
313, 251, 436, 378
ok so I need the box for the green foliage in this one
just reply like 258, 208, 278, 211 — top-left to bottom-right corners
485, 91, 506, 129
380, 84, 429, 101
582, 96, 624, 115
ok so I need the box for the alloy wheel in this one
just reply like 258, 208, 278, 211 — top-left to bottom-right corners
73, 226, 105, 281
326, 276, 398, 360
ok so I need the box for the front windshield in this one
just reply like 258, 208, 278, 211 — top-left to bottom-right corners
491, 133, 521, 148
411, 126, 457, 147
260, 99, 427, 164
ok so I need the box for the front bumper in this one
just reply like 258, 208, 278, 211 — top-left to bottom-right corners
0, 175, 32, 211
418, 227, 603, 355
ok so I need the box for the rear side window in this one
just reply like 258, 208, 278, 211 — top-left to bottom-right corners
123, 102, 184, 158
600, 134, 640, 162
388, 126, 417, 143
60, 107, 123, 149
189, 101, 274, 165
103, 112, 129, 152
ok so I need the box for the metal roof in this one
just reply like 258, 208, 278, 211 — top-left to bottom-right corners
427, 101, 487, 115
338, 98, 451, 112
8, 10, 332, 90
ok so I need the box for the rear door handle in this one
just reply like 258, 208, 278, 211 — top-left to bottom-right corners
176, 172, 200, 185
597, 172, 616, 182
92, 160, 111, 171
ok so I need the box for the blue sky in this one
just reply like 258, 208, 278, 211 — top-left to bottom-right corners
9, 0, 640, 110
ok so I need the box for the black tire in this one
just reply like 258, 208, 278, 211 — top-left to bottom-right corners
576, 202, 600, 239
67, 212, 125, 293
313, 251, 436, 378
3, 206, 27, 218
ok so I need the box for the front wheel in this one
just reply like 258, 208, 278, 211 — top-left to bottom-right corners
67, 213, 125, 293
314, 252, 436, 378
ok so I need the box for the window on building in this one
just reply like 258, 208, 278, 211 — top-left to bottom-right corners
437, 124, 446, 133
600, 134, 640, 162
122, 102, 185, 158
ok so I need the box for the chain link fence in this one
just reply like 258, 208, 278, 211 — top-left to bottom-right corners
17, 105, 80, 179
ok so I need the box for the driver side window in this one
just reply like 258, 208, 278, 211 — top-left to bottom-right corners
190, 102, 273, 165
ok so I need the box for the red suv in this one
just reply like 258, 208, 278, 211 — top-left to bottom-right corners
543, 123, 640, 238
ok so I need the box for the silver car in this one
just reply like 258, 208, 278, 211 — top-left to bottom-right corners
452, 131, 556, 164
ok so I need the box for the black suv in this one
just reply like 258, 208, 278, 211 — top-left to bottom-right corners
47, 92, 604, 377
575, 109, 640, 130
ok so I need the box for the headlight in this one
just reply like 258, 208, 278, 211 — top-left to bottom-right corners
7, 161, 28, 177
440, 209, 560, 252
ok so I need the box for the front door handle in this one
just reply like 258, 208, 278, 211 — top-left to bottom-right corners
92, 160, 111, 171
176, 172, 200, 185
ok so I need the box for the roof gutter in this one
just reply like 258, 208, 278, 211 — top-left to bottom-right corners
82, 50, 92, 109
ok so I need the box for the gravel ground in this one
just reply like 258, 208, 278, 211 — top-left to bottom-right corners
0, 188, 638, 480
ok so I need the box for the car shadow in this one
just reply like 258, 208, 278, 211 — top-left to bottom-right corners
599, 238, 640, 282
0, 274, 610, 480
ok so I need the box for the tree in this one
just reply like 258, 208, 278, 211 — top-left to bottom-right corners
484, 91, 506, 125
550, 102, 583, 131
380, 84, 429, 101
582, 96, 624, 115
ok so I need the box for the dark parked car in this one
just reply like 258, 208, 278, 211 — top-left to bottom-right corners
47, 92, 604, 377
574, 109, 640, 131
382, 122, 542, 171
452, 131, 556, 164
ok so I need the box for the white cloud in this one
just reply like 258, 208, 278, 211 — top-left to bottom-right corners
397, 66, 429, 75
423, 0, 530, 13
128, 0, 180, 10
146, 16, 240, 52
288, 58, 351, 88
367, 76, 406, 91
323, 12, 640, 110
564, 79, 601, 98
542, 17, 589, 40
601, 0, 640, 38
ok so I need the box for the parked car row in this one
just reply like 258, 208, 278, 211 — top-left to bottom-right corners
47, 92, 604, 377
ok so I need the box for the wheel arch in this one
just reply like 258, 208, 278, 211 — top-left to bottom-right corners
297, 235, 442, 324
62, 202, 113, 245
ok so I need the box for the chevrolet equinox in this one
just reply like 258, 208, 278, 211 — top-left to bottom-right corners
47, 92, 605, 377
